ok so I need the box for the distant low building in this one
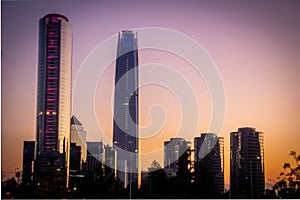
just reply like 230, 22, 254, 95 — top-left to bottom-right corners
69, 143, 84, 190
86, 142, 103, 182
22, 141, 35, 185
104, 145, 116, 178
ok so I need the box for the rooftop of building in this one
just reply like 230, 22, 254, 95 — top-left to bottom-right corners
44, 13, 69, 22
71, 115, 82, 126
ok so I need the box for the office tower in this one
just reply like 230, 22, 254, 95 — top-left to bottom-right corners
70, 115, 87, 169
70, 143, 81, 172
86, 142, 103, 181
113, 30, 139, 187
194, 133, 224, 196
35, 13, 72, 189
69, 143, 84, 190
34, 151, 66, 198
104, 145, 116, 178
22, 141, 35, 185
164, 138, 191, 177
230, 127, 265, 198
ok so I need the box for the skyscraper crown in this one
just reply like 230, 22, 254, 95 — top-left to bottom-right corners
44, 13, 69, 22
71, 116, 82, 126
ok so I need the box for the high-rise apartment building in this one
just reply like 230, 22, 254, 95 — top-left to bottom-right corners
35, 13, 72, 188
230, 127, 265, 198
164, 138, 191, 177
194, 133, 224, 196
113, 30, 139, 187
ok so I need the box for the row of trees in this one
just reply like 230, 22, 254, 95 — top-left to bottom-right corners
2, 148, 222, 198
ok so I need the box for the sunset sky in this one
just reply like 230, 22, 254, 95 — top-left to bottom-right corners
2, 0, 300, 189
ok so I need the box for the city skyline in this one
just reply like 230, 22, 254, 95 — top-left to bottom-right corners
2, 0, 300, 190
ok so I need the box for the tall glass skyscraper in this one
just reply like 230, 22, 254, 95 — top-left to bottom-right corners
113, 30, 139, 187
230, 127, 265, 198
35, 13, 72, 189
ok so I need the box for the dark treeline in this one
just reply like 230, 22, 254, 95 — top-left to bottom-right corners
2, 150, 226, 199
3, 150, 299, 198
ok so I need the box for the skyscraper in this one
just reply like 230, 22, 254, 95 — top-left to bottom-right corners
35, 13, 72, 189
113, 30, 139, 187
230, 127, 265, 198
70, 115, 87, 169
164, 138, 191, 177
194, 133, 224, 196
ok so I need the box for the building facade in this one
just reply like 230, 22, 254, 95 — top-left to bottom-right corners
86, 142, 103, 182
194, 133, 224, 196
230, 127, 265, 198
104, 145, 116, 178
164, 138, 191, 177
113, 30, 139, 187
70, 115, 87, 170
22, 141, 35, 185
35, 13, 72, 188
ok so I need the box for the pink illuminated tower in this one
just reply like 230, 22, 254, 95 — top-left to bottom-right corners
34, 13, 72, 191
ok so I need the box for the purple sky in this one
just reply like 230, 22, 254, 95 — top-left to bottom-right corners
2, 0, 300, 187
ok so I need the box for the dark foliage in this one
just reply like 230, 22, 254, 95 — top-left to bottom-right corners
273, 151, 300, 198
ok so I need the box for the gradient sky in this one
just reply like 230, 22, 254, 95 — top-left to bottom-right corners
2, 0, 300, 189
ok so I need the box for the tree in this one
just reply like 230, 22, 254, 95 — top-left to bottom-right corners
1, 171, 23, 199
273, 151, 300, 198
192, 155, 214, 198
174, 148, 192, 198
138, 161, 169, 198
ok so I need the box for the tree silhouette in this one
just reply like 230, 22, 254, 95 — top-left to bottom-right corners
273, 151, 300, 198
138, 160, 169, 198
192, 156, 214, 198
2, 171, 25, 199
